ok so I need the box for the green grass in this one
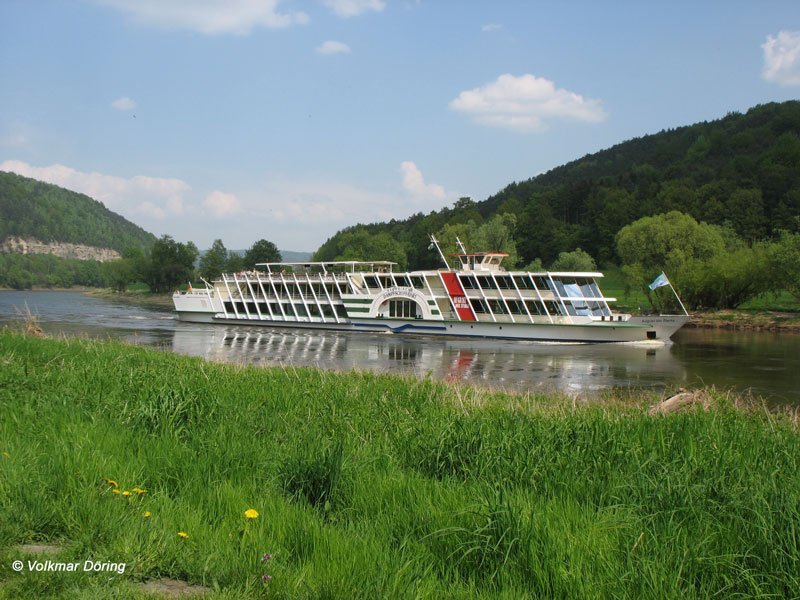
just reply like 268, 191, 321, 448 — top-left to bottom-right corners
737, 291, 800, 312
598, 266, 650, 313
1, 331, 799, 598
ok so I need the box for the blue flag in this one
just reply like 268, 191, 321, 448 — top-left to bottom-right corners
649, 272, 670, 291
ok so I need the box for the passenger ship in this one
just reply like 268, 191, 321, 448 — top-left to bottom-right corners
173, 237, 689, 343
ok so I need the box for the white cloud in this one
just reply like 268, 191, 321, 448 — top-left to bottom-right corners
762, 30, 800, 86
111, 96, 136, 111
449, 73, 608, 132
0, 160, 190, 221
316, 40, 351, 55
203, 190, 241, 217
481, 23, 502, 32
321, 0, 385, 18
95, 0, 308, 35
400, 161, 446, 200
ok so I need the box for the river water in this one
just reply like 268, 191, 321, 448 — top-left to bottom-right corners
1, 291, 798, 404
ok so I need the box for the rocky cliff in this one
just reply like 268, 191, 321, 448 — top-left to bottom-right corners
1, 236, 120, 262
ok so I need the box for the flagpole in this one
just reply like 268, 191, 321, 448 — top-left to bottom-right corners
667, 281, 689, 316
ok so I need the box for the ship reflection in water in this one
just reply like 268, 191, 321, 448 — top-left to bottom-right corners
171, 324, 687, 396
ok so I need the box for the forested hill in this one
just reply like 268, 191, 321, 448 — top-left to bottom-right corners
315, 101, 800, 269
0, 171, 156, 252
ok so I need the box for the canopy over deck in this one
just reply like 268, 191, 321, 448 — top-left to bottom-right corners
255, 260, 397, 273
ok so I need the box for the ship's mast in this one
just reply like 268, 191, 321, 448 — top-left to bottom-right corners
428, 235, 450, 269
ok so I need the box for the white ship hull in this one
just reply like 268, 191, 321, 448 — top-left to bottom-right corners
175, 299, 689, 343
173, 252, 690, 344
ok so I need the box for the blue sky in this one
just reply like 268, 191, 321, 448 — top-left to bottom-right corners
2, 1, 800, 252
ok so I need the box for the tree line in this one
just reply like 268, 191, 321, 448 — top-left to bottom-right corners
1, 236, 282, 292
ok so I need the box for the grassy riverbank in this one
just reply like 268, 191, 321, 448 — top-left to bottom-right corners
601, 267, 800, 332
83, 287, 175, 310
1, 331, 799, 598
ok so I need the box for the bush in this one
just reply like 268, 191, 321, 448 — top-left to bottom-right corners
616, 211, 771, 309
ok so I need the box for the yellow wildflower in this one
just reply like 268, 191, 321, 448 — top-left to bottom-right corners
105, 479, 119, 488
111, 489, 121, 495
177, 531, 189, 539
143, 511, 151, 519
122, 491, 131, 497
244, 509, 259, 520
132, 487, 147, 494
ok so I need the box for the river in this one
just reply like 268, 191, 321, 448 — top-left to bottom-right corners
1, 291, 798, 404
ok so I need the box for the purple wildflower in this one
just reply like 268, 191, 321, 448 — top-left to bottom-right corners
262, 574, 273, 582
261, 552, 273, 563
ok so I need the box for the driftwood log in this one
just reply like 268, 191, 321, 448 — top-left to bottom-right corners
649, 388, 713, 415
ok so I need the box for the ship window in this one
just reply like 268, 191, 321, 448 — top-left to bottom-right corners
476, 276, 496, 289
460, 276, 477, 289
308, 305, 320, 317
363, 276, 379, 289
544, 300, 563, 316
270, 303, 281, 315
513, 276, 532, 289
533, 277, 549, 289
488, 299, 506, 314
321, 305, 334, 317
294, 304, 308, 317
388, 299, 418, 318
507, 300, 525, 314
395, 275, 411, 288
525, 300, 544, 315
470, 298, 488, 314
411, 276, 425, 289
495, 276, 512, 289
223, 301, 234, 313
335, 305, 348, 317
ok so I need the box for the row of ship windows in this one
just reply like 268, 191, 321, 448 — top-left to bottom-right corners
461, 275, 550, 290
470, 298, 564, 316
233, 283, 346, 297
356, 274, 600, 295
469, 298, 608, 317
223, 301, 348, 318
360, 275, 425, 290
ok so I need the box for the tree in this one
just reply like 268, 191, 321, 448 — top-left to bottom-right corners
434, 214, 519, 268
102, 259, 133, 292
522, 258, 544, 271
146, 235, 198, 293
333, 230, 407, 269
725, 188, 766, 242
616, 211, 769, 310
768, 231, 800, 300
244, 239, 282, 268
616, 211, 726, 277
550, 248, 597, 272
225, 252, 245, 273
199, 239, 228, 280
